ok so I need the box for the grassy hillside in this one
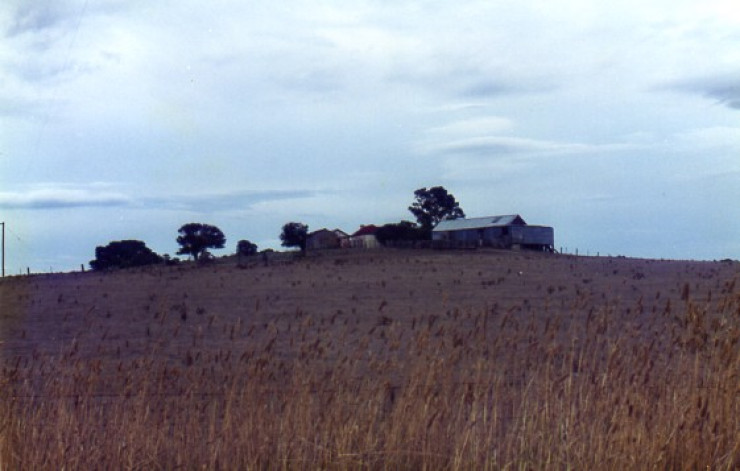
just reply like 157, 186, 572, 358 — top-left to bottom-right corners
0, 248, 738, 468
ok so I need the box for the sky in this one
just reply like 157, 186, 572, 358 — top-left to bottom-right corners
1, 0, 739, 273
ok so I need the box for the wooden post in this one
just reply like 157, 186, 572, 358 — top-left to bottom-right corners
1, 222, 4, 278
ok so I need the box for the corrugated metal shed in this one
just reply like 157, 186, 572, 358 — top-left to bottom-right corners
432, 215, 526, 232
431, 214, 554, 251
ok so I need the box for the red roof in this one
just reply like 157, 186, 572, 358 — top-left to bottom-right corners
351, 225, 378, 237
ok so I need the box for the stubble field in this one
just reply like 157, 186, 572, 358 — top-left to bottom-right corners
0, 248, 738, 469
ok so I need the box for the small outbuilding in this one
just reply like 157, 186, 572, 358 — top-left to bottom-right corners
348, 225, 381, 249
432, 215, 554, 251
306, 228, 349, 251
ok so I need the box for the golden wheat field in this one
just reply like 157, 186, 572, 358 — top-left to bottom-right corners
0, 248, 738, 469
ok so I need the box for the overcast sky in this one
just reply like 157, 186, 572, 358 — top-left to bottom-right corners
1, 0, 739, 273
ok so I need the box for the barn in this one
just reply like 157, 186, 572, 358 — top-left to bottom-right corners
306, 228, 349, 250
432, 215, 554, 251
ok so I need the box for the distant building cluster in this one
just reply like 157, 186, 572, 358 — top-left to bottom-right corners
306, 225, 381, 251
306, 215, 554, 252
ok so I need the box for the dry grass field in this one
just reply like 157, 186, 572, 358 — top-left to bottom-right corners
0, 248, 738, 469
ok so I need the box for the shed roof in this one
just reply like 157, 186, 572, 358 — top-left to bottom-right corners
308, 228, 349, 238
352, 225, 379, 237
432, 215, 526, 232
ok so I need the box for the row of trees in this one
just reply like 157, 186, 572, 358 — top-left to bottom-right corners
90, 223, 252, 271
90, 186, 464, 271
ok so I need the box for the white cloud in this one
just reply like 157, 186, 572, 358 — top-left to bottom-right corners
0, 185, 131, 209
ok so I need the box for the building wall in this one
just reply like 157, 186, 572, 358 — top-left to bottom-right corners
349, 234, 380, 249
510, 226, 554, 247
432, 225, 553, 250
306, 231, 341, 250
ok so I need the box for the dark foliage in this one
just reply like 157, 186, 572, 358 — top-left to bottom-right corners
280, 222, 308, 252
90, 240, 163, 271
408, 186, 465, 231
236, 239, 258, 257
176, 223, 226, 261
375, 221, 430, 245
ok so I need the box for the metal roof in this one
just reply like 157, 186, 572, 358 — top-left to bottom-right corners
432, 215, 526, 232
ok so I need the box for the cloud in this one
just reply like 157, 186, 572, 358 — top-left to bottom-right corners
424, 116, 515, 137
140, 189, 321, 213
0, 183, 321, 212
0, 186, 131, 209
421, 133, 634, 158
5, 3, 74, 36
461, 74, 558, 98
439, 136, 592, 156
666, 73, 740, 109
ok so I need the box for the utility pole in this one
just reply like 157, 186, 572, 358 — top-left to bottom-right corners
1, 222, 4, 278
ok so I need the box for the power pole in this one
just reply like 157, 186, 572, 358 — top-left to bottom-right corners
1, 222, 4, 278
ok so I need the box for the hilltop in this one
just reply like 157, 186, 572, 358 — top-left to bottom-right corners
1, 248, 736, 364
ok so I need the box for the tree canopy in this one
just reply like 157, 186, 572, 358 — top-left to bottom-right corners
176, 223, 226, 261
90, 240, 162, 271
408, 186, 465, 232
280, 222, 308, 252
236, 239, 258, 257
375, 221, 428, 245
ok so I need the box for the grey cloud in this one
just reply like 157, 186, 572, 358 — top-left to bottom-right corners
705, 83, 740, 109
6, 1, 126, 37
667, 73, 740, 110
432, 136, 592, 157
6, 3, 75, 37
462, 80, 517, 98
462, 76, 557, 98
140, 189, 320, 212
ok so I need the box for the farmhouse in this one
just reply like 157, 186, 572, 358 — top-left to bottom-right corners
348, 225, 381, 249
432, 215, 554, 251
306, 228, 349, 250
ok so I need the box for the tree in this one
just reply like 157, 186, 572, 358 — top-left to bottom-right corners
176, 223, 226, 261
90, 240, 163, 271
408, 186, 465, 232
236, 239, 258, 257
375, 221, 428, 245
280, 222, 308, 252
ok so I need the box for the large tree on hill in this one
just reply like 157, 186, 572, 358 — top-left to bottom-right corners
90, 240, 163, 271
280, 222, 308, 253
408, 186, 465, 232
176, 223, 226, 261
